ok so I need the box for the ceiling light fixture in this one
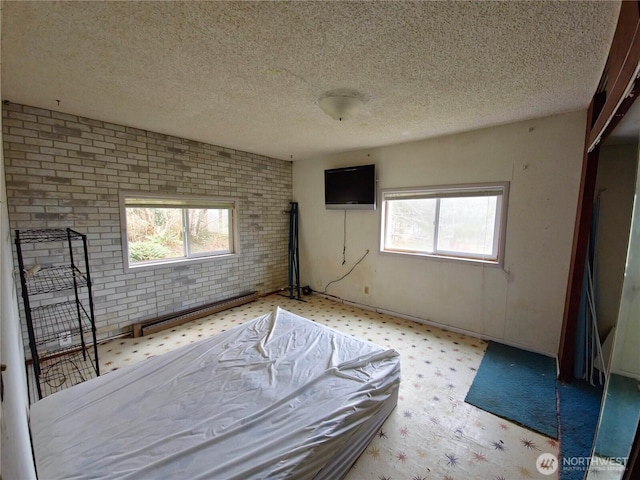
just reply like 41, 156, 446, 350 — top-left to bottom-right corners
318, 89, 366, 121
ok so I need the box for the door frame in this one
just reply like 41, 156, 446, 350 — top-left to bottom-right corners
558, 1, 640, 382
558, 4, 640, 478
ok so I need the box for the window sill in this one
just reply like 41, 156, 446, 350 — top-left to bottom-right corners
379, 249, 502, 268
124, 253, 239, 273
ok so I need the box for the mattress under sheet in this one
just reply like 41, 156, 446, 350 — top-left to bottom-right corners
30, 307, 401, 480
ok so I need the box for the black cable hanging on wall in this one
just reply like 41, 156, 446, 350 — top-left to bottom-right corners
320, 206, 371, 293
342, 210, 347, 265
323, 249, 369, 293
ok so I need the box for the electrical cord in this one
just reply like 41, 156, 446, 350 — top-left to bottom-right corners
323, 249, 370, 293
342, 210, 347, 265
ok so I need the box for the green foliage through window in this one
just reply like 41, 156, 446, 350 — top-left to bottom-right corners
122, 196, 236, 267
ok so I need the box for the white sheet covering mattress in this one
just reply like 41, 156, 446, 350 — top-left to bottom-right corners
30, 307, 400, 480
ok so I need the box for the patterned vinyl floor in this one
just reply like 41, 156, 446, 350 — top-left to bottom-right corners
99, 293, 561, 480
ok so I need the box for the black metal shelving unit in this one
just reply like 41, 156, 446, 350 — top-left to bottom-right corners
15, 228, 99, 400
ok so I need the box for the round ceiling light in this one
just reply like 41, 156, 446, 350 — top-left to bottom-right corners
318, 89, 366, 121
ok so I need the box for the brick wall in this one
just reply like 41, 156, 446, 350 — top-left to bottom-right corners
3, 102, 292, 339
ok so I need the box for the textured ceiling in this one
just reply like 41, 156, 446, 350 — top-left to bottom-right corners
1, 1, 620, 161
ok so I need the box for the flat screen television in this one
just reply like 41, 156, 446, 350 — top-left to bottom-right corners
324, 164, 376, 210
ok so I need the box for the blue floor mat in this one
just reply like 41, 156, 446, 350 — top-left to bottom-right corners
465, 341, 558, 438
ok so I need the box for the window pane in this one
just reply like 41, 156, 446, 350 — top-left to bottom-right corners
126, 208, 184, 263
188, 209, 231, 254
386, 198, 436, 252
436, 196, 497, 256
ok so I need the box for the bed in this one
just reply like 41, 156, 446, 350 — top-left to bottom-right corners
30, 307, 401, 479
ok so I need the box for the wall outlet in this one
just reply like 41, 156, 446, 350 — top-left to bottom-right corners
58, 331, 72, 347
364, 286, 369, 295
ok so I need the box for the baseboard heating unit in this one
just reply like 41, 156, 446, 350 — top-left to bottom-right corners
132, 291, 259, 337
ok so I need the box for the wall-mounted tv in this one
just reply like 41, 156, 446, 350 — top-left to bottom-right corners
324, 164, 376, 210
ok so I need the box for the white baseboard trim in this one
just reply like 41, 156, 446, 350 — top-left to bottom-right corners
313, 291, 557, 360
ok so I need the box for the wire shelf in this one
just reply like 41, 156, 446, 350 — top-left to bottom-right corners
31, 301, 92, 346
24, 265, 88, 295
17, 227, 99, 401
16, 228, 84, 243
28, 348, 99, 401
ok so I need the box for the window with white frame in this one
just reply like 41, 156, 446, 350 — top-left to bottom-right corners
120, 194, 238, 269
380, 183, 508, 264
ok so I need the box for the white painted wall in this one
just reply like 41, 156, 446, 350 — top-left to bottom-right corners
0, 7, 38, 474
293, 111, 586, 354
0, 180, 37, 480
